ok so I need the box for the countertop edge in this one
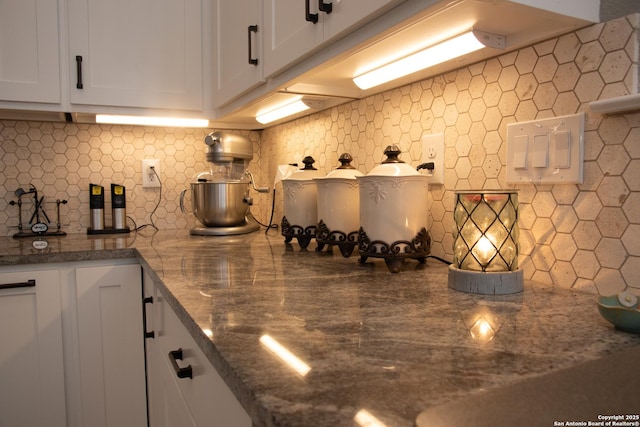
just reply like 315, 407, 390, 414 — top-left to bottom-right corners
136, 253, 267, 426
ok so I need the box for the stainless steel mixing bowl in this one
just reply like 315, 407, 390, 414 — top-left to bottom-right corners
189, 181, 250, 227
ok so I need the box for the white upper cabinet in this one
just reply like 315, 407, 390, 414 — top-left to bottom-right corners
213, 0, 264, 107
262, 0, 405, 78
67, 0, 203, 111
0, 0, 61, 104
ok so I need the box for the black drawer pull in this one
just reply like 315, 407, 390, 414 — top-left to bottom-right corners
75, 55, 84, 89
143, 296, 154, 339
248, 25, 258, 66
169, 348, 192, 379
305, 0, 318, 23
0, 279, 36, 290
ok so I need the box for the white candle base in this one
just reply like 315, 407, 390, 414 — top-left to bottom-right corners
448, 264, 523, 295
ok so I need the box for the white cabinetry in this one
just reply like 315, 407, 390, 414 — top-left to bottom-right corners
213, 0, 264, 107
0, 260, 147, 427
262, 0, 404, 77
0, 0, 61, 104
144, 270, 251, 427
67, 0, 203, 111
71, 263, 147, 427
0, 267, 67, 427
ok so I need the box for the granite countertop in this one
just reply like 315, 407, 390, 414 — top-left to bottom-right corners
2, 230, 639, 426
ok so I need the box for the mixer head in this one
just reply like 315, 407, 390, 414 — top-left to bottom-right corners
204, 131, 253, 164
203, 131, 254, 182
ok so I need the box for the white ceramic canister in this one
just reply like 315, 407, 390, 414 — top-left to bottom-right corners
357, 145, 429, 270
281, 156, 323, 246
314, 153, 363, 256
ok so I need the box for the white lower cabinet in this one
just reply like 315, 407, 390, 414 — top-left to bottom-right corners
0, 267, 67, 427
0, 260, 147, 427
144, 269, 252, 427
72, 263, 147, 427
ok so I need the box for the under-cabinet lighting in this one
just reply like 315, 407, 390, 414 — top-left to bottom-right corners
255, 97, 326, 125
255, 97, 310, 125
259, 334, 311, 376
95, 114, 209, 128
353, 30, 505, 90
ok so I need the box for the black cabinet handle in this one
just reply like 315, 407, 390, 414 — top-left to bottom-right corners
75, 55, 84, 89
0, 279, 36, 290
305, 0, 318, 23
318, 0, 332, 14
248, 25, 258, 66
143, 296, 154, 339
169, 348, 192, 379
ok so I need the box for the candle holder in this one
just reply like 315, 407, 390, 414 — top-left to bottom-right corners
448, 190, 523, 294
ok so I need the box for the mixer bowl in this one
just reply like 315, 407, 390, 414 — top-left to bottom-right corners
191, 181, 250, 227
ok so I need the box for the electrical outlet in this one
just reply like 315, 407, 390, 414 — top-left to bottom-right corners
422, 133, 444, 185
142, 159, 160, 188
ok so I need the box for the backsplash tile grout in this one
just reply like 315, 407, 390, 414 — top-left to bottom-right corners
1, 14, 639, 295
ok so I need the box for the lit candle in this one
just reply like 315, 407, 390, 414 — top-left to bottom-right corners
474, 235, 496, 266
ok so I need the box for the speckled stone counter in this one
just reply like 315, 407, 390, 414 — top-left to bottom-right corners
2, 230, 639, 427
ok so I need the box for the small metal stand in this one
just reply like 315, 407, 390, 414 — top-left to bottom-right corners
358, 227, 431, 273
281, 216, 316, 249
87, 227, 131, 235
10, 186, 68, 238
315, 220, 358, 257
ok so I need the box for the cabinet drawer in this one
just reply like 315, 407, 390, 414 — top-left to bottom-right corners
155, 290, 251, 427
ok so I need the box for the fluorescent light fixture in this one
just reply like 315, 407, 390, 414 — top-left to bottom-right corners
259, 334, 311, 376
255, 97, 310, 125
95, 114, 209, 128
353, 30, 505, 90
255, 97, 326, 125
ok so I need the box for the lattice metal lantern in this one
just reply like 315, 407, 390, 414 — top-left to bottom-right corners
448, 190, 523, 294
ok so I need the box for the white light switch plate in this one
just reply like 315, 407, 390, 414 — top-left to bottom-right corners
421, 133, 444, 185
506, 113, 584, 184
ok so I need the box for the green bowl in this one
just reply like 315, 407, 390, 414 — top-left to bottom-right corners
597, 295, 640, 333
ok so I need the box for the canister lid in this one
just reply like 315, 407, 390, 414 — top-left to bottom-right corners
319, 153, 363, 180
283, 156, 323, 181
366, 145, 420, 176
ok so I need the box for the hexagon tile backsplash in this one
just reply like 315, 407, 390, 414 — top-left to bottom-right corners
260, 13, 640, 295
0, 124, 265, 238
1, 14, 639, 295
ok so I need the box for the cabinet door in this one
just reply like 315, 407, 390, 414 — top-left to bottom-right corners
145, 270, 198, 427
323, 0, 406, 40
0, 0, 61, 103
262, 0, 323, 77
213, 0, 264, 106
262, 0, 404, 79
153, 282, 252, 427
148, 333, 199, 427
67, 0, 203, 110
0, 268, 66, 427
75, 264, 147, 427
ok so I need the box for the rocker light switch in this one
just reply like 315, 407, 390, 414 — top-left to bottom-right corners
554, 131, 571, 168
532, 134, 549, 168
513, 135, 528, 169
506, 113, 584, 184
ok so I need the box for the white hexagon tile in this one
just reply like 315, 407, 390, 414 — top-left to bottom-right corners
259, 13, 640, 295
1, 14, 640, 296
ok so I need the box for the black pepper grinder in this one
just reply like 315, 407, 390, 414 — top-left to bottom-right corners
89, 184, 105, 231
111, 184, 127, 230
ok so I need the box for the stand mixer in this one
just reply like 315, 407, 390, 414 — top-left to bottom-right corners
180, 131, 268, 236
